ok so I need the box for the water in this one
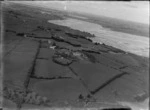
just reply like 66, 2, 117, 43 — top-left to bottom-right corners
48, 18, 149, 57
22, 1, 149, 24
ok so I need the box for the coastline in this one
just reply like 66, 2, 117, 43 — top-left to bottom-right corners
48, 18, 149, 58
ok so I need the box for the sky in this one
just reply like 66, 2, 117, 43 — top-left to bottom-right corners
9, 1, 150, 24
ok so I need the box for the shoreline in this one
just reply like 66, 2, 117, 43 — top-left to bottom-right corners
48, 18, 149, 58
